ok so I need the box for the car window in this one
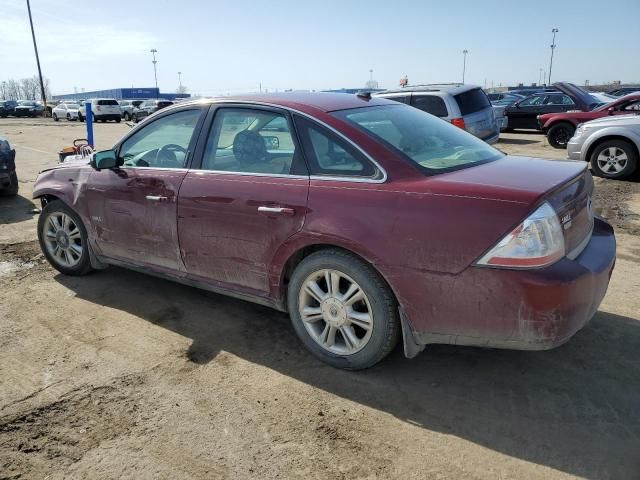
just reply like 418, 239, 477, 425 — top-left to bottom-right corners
295, 116, 379, 178
410, 95, 448, 117
384, 95, 410, 104
623, 101, 640, 111
97, 99, 118, 106
118, 109, 201, 169
545, 94, 574, 105
454, 88, 491, 115
519, 95, 544, 106
201, 108, 299, 175
333, 104, 502, 174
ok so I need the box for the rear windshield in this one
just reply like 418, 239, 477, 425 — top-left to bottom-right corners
333, 104, 502, 174
158, 101, 173, 108
410, 95, 448, 117
454, 88, 491, 116
98, 99, 118, 106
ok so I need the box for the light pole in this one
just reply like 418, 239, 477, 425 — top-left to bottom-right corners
178, 71, 182, 91
548, 28, 558, 86
150, 49, 158, 97
539, 68, 543, 86
26, 0, 47, 113
462, 50, 469, 84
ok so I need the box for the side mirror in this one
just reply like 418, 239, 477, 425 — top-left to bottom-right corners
607, 107, 615, 115
91, 149, 117, 170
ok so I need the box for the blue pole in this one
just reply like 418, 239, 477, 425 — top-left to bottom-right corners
85, 101, 94, 148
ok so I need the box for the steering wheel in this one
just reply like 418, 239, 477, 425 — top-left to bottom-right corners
156, 144, 187, 168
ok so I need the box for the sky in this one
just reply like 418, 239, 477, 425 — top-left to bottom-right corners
2, 0, 639, 96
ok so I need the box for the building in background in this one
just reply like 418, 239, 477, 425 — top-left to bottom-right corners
52, 87, 190, 101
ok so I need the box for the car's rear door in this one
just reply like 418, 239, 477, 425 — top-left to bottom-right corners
508, 94, 546, 129
178, 104, 309, 295
86, 105, 207, 272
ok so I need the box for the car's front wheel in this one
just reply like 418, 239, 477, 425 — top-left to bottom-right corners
52, 113, 59, 122
547, 122, 574, 149
287, 249, 399, 370
123, 112, 131, 121
590, 139, 638, 180
37, 200, 93, 276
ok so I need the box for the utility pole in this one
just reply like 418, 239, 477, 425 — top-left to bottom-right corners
150, 49, 158, 97
548, 28, 558, 86
462, 50, 469, 84
26, 0, 47, 114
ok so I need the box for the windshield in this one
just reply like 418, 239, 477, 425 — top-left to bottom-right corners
333, 104, 503, 174
19, 101, 36, 106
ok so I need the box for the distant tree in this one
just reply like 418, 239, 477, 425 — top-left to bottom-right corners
1, 76, 51, 101
0, 81, 7, 99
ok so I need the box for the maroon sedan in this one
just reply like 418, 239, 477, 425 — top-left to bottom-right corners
539, 94, 640, 148
33, 93, 616, 369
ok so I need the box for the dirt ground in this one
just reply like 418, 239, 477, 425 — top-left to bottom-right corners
1, 118, 639, 480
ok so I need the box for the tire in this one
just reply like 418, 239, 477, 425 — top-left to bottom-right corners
115, 118, 121, 123
66, 114, 71, 121
2, 172, 19, 196
287, 249, 400, 370
123, 112, 130, 121
37, 200, 94, 276
590, 139, 638, 180
78, 113, 84, 122
53, 113, 59, 122
547, 122, 574, 149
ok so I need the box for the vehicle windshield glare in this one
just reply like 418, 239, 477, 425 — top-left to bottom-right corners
333, 105, 503, 173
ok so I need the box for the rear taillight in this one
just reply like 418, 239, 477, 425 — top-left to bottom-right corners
476, 202, 565, 269
451, 117, 465, 129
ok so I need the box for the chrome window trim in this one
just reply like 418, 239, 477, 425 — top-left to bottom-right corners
201, 100, 389, 184
190, 169, 308, 180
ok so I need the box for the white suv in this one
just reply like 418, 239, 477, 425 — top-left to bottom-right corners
375, 84, 499, 144
77, 98, 122, 123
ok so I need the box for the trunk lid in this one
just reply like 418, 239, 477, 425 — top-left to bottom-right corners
427, 155, 594, 255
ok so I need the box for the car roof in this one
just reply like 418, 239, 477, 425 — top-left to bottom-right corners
377, 84, 481, 95
176, 92, 395, 113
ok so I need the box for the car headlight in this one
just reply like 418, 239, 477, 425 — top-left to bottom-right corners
574, 124, 589, 137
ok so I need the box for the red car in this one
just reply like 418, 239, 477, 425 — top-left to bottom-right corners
539, 94, 640, 148
33, 93, 616, 369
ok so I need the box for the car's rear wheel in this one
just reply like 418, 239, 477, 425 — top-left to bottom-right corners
78, 113, 84, 122
123, 112, 130, 121
1, 172, 18, 196
52, 113, 59, 122
547, 122, 574, 149
590, 139, 638, 180
37, 200, 93, 276
115, 117, 121, 123
287, 249, 399, 370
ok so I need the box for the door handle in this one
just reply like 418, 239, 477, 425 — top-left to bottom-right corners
258, 206, 295, 215
146, 195, 168, 201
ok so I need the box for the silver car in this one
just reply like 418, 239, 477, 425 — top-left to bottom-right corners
375, 84, 499, 144
567, 115, 640, 179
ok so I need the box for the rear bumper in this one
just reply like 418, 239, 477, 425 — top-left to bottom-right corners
95, 114, 121, 121
398, 217, 616, 350
482, 131, 500, 145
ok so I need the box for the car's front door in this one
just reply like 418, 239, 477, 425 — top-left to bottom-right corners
86, 107, 205, 271
507, 94, 547, 129
178, 105, 309, 295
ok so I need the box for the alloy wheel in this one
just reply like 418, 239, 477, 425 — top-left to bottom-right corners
42, 212, 83, 267
298, 269, 374, 355
597, 147, 628, 174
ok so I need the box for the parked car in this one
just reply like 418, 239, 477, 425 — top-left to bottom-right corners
376, 84, 499, 144
32, 93, 615, 369
77, 98, 121, 123
539, 94, 640, 148
588, 92, 616, 104
608, 87, 640, 97
567, 115, 640, 179
504, 82, 599, 131
491, 104, 509, 131
119, 100, 145, 121
132, 99, 174, 122
52, 103, 81, 121
487, 93, 524, 104
0, 100, 17, 117
0, 137, 18, 196
14, 100, 45, 117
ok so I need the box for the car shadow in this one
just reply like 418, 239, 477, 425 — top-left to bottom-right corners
0, 194, 37, 225
56, 267, 640, 479
497, 138, 539, 145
